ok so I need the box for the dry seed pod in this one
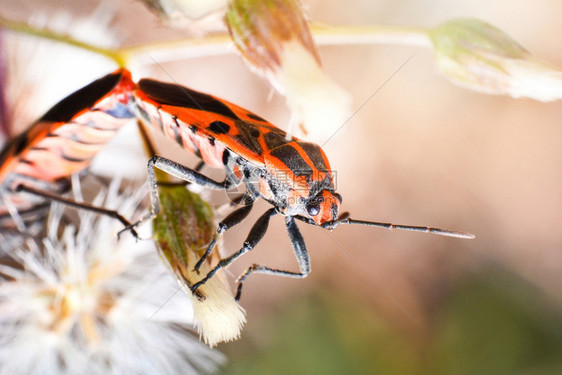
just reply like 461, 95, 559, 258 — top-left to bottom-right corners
226, 0, 352, 140
431, 18, 562, 101
153, 184, 246, 347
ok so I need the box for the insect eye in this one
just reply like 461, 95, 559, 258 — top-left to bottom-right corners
306, 202, 320, 216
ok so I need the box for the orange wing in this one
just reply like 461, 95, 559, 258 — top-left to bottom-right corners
135, 79, 295, 167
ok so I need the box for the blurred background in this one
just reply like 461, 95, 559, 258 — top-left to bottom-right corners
1, 0, 561, 374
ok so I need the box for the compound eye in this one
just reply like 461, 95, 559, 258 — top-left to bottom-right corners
306, 202, 320, 216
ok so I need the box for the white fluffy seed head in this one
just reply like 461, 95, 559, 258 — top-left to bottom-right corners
153, 185, 246, 348
0, 180, 224, 375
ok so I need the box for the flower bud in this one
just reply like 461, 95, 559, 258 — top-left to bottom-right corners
153, 184, 246, 347
226, 0, 352, 140
430, 18, 562, 101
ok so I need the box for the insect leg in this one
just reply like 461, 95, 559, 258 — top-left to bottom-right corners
122, 155, 233, 234
159, 161, 205, 189
151, 156, 230, 189
191, 207, 277, 294
234, 216, 311, 301
193, 195, 255, 273
15, 184, 138, 237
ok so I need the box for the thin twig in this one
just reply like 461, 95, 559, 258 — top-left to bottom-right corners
0, 16, 432, 67
0, 15, 127, 66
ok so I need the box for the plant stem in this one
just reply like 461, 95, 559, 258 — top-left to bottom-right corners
0, 16, 127, 66
120, 34, 233, 66
311, 23, 432, 48
121, 24, 431, 64
0, 16, 432, 65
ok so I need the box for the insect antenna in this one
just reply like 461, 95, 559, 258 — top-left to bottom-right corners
331, 212, 475, 239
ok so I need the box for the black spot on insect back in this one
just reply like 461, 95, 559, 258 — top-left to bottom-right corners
234, 121, 263, 155
209, 121, 230, 134
264, 131, 288, 150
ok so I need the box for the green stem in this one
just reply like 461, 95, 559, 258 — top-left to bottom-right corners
0, 15, 432, 66
119, 34, 233, 66
121, 24, 432, 65
0, 16, 127, 66
311, 23, 432, 48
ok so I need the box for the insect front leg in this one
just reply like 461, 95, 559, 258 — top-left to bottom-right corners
120, 155, 233, 235
191, 207, 278, 295
193, 195, 255, 273
234, 216, 311, 301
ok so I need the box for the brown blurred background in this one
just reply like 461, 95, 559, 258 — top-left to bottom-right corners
2, 1, 561, 373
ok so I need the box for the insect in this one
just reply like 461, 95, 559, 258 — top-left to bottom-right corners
129, 74, 475, 301
0, 69, 137, 233
0, 67, 474, 298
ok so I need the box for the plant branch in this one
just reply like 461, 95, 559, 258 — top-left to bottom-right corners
311, 23, 432, 47
0, 15, 127, 66
0, 15, 432, 66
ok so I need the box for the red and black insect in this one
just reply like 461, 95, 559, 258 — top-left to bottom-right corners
130, 75, 475, 301
0, 67, 472, 297
0, 69, 137, 233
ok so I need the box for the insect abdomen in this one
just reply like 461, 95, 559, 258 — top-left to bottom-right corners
134, 93, 227, 168
0, 70, 136, 184
0, 70, 136, 220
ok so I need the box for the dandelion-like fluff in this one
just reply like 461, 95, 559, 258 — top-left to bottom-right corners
0, 180, 223, 375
